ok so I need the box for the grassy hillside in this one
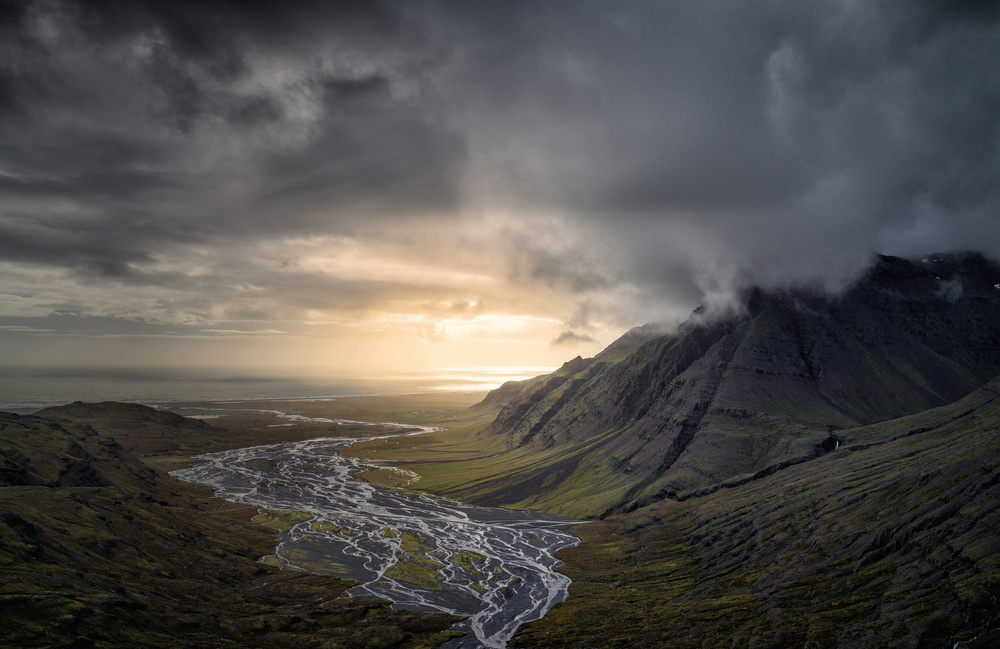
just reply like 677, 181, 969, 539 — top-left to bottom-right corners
510, 378, 1000, 648
0, 410, 462, 648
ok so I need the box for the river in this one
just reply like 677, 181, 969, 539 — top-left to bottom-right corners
170, 414, 581, 648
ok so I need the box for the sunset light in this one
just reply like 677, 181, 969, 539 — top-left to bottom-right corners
2, 4, 999, 649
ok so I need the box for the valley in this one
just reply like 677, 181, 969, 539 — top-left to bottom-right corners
4, 1, 999, 646
171, 421, 581, 649
2, 253, 1000, 648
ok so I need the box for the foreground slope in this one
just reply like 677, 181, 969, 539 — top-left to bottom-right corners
512, 375, 1000, 649
0, 409, 461, 648
449, 253, 1000, 517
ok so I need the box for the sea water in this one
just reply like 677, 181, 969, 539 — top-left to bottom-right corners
0, 365, 552, 411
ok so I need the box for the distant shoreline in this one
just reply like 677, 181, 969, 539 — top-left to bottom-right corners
1, 390, 489, 416
0, 365, 548, 412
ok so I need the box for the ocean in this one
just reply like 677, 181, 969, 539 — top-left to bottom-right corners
0, 366, 552, 412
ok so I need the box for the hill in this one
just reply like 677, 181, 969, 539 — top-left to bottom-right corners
34, 401, 216, 457
427, 252, 1000, 517
0, 409, 461, 648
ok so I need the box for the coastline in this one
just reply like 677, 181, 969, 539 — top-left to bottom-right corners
0, 365, 548, 412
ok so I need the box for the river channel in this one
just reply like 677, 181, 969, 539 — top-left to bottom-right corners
170, 413, 581, 649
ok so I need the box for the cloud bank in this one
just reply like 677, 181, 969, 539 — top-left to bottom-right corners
1, 0, 998, 368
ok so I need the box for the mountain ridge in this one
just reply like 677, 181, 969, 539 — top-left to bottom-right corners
466, 252, 1000, 516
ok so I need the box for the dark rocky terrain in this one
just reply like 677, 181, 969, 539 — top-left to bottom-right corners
466, 253, 1000, 516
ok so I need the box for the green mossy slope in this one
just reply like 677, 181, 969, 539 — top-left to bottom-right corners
511, 378, 1000, 648
0, 411, 462, 649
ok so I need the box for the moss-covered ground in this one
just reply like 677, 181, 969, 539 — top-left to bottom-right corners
0, 406, 466, 648
510, 380, 1000, 648
15, 381, 1000, 648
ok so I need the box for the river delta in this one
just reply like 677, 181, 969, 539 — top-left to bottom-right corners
172, 413, 580, 649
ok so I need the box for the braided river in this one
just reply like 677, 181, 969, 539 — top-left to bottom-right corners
171, 413, 580, 648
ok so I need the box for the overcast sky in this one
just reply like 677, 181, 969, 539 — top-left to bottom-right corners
1, 0, 999, 374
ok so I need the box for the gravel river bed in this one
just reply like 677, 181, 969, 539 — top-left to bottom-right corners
171, 414, 581, 649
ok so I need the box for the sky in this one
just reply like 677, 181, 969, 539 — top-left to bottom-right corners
1, 0, 999, 376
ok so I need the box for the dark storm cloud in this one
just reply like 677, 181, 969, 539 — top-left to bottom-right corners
444, 0, 1000, 302
0, 0, 466, 291
250, 72, 465, 232
550, 331, 597, 348
1, 0, 998, 331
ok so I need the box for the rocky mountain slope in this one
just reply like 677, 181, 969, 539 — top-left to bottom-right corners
511, 374, 1000, 649
463, 252, 1000, 517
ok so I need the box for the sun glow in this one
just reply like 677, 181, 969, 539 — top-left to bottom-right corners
288, 235, 497, 287
387, 365, 557, 391
361, 312, 561, 338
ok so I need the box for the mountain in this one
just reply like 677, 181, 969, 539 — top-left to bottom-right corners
511, 373, 1000, 649
0, 409, 461, 648
460, 252, 1000, 517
